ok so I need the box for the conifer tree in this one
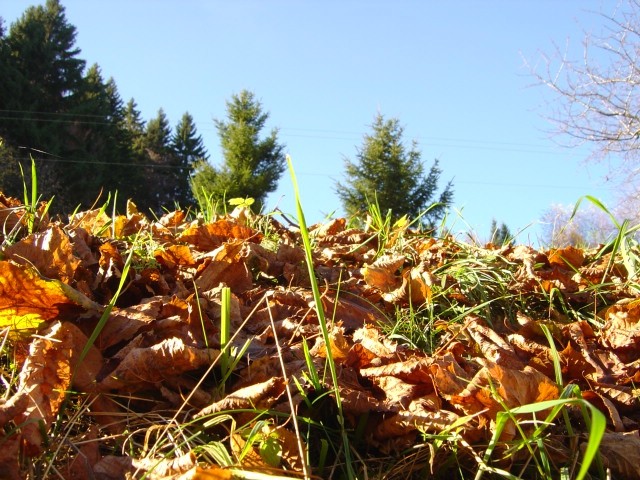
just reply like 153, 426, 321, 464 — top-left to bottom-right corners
172, 112, 208, 206
3, 0, 85, 150
190, 90, 285, 211
336, 113, 453, 228
140, 108, 175, 211
490, 219, 512, 245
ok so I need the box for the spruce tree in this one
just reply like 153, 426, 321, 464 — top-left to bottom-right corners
336, 113, 453, 228
4, 0, 85, 150
190, 90, 285, 212
171, 112, 208, 207
140, 108, 175, 211
489, 219, 512, 245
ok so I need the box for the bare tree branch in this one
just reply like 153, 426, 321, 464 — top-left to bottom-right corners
530, 0, 640, 170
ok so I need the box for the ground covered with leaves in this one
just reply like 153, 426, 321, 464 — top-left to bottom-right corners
1, 192, 640, 479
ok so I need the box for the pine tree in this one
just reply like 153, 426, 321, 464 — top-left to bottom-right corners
140, 108, 177, 211
489, 219, 512, 245
0, 0, 86, 209
0, 18, 25, 196
336, 114, 453, 228
190, 90, 285, 212
3, 0, 85, 150
171, 112, 207, 207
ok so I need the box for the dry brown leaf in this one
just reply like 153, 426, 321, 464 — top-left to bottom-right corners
99, 337, 220, 391
373, 407, 461, 444
179, 219, 261, 252
93, 455, 134, 479
465, 317, 523, 368
97, 241, 124, 284
195, 241, 253, 293
360, 356, 434, 384
310, 217, 346, 237
231, 432, 269, 468
455, 363, 559, 423
0, 433, 21, 480
0, 193, 28, 244
155, 244, 197, 270
64, 424, 101, 479
9, 321, 102, 456
3, 225, 80, 284
95, 299, 163, 350
191, 466, 233, 479
347, 325, 396, 368
68, 208, 111, 235
592, 431, 640, 480
195, 377, 286, 418
0, 261, 93, 331
362, 254, 405, 293
310, 328, 351, 363
582, 390, 625, 432
158, 209, 186, 229
602, 299, 640, 350
547, 245, 585, 269
132, 451, 196, 479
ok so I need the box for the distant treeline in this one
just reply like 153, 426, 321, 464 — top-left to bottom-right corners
0, 0, 208, 213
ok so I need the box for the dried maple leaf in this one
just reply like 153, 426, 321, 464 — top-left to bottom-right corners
95, 299, 162, 350
453, 362, 559, 429
582, 390, 624, 432
68, 208, 111, 235
360, 356, 434, 384
310, 328, 352, 363
310, 217, 346, 237
0, 433, 21, 480
131, 451, 196, 478
373, 406, 462, 449
63, 424, 101, 479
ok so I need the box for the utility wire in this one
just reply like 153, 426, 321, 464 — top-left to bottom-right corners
6, 155, 615, 191
0, 108, 584, 156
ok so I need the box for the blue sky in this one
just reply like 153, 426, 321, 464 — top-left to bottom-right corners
4, 1, 618, 243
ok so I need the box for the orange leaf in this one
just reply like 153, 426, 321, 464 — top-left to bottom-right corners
99, 337, 220, 391
547, 245, 585, 269
179, 219, 261, 252
3, 225, 80, 284
8, 321, 102, 456
0, 261, 89, 331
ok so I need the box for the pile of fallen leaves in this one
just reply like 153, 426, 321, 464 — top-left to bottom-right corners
1, 192, 640, 479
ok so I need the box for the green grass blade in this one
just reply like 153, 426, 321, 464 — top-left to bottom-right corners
287, 155, 356, 479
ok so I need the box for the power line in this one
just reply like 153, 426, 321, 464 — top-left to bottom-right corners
5, 155, 615, 191
0, 108, 586, 157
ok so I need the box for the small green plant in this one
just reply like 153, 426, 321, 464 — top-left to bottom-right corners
195, 187, 223, 223
2, 155, 53, 246
217, 287, 251, 397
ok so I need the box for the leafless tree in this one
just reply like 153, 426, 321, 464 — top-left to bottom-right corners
539, 201, 617, 247
533, 1, 640, 160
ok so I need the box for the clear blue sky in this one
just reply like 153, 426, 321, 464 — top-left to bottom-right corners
4, 1, 618, 243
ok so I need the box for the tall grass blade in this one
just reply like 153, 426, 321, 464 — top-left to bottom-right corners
287, 155, 356, 479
